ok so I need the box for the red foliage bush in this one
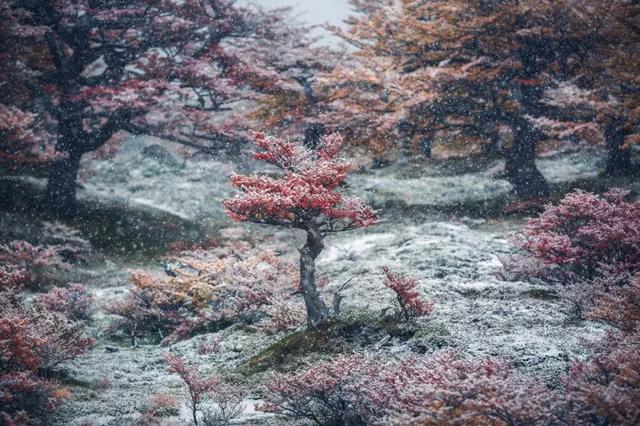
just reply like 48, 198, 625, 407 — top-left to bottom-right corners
258, 299, 306, 334
106, 242, 300, 345
0, 266, 28, 291
34, 284, 94, 321
0, 290, 92, 423
164, 354, 219, 426
562, 331, 640, 425
588, 274, 640, 331
512, 189, 640, 281
381, 266, 433, 321
261, 352, 555, 426
0, 240, 69, 290
504, 189, 640, 319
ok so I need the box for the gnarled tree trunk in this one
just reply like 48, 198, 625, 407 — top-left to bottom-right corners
299, 228, 329, 328
505, 122, 550, 198
43, 146, 82, 218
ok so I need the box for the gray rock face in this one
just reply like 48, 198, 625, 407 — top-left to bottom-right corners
141, 144, 183, 169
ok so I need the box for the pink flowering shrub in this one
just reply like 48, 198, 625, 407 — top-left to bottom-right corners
0, 289, 92, 423
106, 242, 299, 345
381, 267, 433, 322
0, 240, 69, 290
34, 284, 94, 321
261, 352, 555, 426
562, 331, 640, 425
511, 189, 640, 281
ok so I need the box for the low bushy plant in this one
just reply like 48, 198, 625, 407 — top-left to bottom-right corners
261, 352, 556, 426
34, 283, 94, 321
0, 289, 93, 423
106, 242, 301, 345
381, 266, 433, 322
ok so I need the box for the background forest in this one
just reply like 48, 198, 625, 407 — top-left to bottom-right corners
0, 1, 639, 425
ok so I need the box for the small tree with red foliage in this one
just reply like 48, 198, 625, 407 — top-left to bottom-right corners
164, 353, 219, 426
222, 132, 378, 328
381, 266, 433, 322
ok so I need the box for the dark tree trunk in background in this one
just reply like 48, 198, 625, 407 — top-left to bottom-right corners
43, 146, 82, 218
418, 135, 432, 158
299, 229, 329, 328
481, 128, 502, 158
304, 123, 325, 150
603, 120, 632, 176
505, 122, 550, 198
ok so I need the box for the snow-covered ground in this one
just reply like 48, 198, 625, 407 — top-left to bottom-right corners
37, 140, 623, 425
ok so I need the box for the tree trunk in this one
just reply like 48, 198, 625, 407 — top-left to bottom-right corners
418, 135, 432, 158
603, 121, 632, 176
505, 123, 550, 198
481, 128, 502, 159
299, 229, 329, 328
304, 123, 325, 150
43, 147, 82, 218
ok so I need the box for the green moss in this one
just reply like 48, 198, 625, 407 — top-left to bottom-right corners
238, 329, 341, 375
524, 288, 560, 301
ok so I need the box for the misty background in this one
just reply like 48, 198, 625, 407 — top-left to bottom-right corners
248, 0, 350, 42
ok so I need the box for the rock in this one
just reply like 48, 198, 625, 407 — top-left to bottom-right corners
140, 144, 182, 168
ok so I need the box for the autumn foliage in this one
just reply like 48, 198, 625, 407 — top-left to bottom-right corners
223, 132, 377, 327
261, 352, 555, 426
106, 241, 301, 345
0, 0, 310, 216
514, 189, 640, 280
381, 266, 433, 321
0, 290, 93, 423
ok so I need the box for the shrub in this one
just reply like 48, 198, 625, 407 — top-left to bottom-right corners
562, 331, 640, 426
381, 267, 433, 322
41, 222, 93, 263
143, 392, 181, 418
165, 354, 219, 426
201, 384, 245, 426
511, 189, 640, 282
106, 242, 299, 345
0, 240, 69, 290
0, 266, 28, 290
504, 189, 640, 319
587, 274, 640, 331
261, 352, 555, 426
34, 283, 94, 321
258, 300, 306, 334
0, 289, 92, 423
